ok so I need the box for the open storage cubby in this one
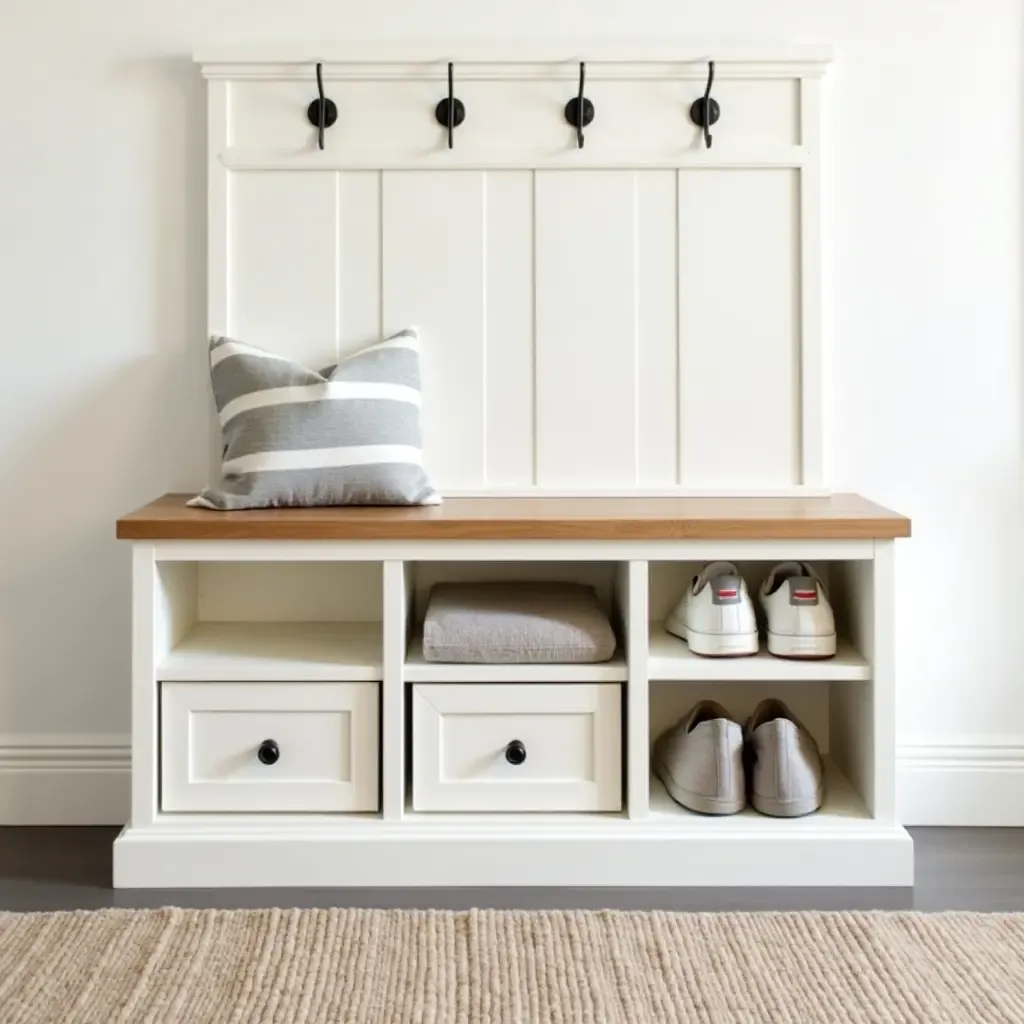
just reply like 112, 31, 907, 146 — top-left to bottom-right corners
646, 557, 883, 829
398, 561, 629, 814
150, 561, 385, 818
154, 561, 384, 681
648, 680, 870, 827
648, 560, 871, 681
401, 560, 630, 681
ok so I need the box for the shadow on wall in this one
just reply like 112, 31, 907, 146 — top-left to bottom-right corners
0, 55, 211, 737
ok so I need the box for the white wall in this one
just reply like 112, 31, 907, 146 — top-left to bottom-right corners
0, 1, 1020, 823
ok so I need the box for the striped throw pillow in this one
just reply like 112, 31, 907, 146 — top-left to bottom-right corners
189, 328, 440, 510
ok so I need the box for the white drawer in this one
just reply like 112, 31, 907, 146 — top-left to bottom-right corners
411, 683, 622, 812
161, 681, 379, 813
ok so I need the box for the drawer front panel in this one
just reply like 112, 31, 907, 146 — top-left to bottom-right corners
412, 683, 622, 812
161, 681, 379, 813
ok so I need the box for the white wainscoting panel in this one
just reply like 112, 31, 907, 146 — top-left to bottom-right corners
208, 50, 829, 494
535, 171, 638, 487
383, 170, 487, 487
338, 171, 383, 354
231, 171, 338, 369
485, 171, 535, 486
636, 170, 680, 486
678, 169, 800, 487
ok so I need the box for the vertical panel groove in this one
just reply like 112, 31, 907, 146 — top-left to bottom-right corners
334, 172, 342, 359
378, 170, 385, 336
211, 81, 232, 334
480, 171, 488, 482
223, 81, 233, 331
223, 176, 233, 334
798, 76, 825, 487
631, 172, 640, 485
675, 170, 683, 484
531, 170, 538, 485
794, 168, 805, 482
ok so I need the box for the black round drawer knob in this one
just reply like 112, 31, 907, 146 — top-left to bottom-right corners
504, 740, 527, 766
257, 739, 280, 766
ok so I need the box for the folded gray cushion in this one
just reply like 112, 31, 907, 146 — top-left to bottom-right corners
422, 582, 617, 664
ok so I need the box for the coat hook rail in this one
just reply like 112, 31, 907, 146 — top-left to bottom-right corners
297, 57, 734, 153
434, 62, 466, 149
306, 62, 338, 150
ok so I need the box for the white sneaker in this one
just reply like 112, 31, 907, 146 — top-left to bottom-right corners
759, 562, 837, 659
665, 562, 758, 657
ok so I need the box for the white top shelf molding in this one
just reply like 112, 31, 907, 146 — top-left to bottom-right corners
194, 41, 834, 78
198, 41, 833, 498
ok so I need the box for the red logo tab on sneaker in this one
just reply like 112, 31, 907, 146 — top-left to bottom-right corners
717, 588, 738, 598
792, 589, 817, 600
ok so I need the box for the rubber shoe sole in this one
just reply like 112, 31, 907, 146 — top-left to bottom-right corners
653, 758, 746, 815
666, 615, 758, 657
751, 784, 825, 818
766, 631, 837, 659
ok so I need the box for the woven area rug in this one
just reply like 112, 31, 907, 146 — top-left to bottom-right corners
2, 908, 1023, 1023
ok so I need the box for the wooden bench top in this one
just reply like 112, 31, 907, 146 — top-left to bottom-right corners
117, 493, 910, 542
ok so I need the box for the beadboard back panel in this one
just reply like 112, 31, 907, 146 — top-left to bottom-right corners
199, 44, 832, 494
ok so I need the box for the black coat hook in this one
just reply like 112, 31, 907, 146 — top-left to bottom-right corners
306, 63, 338, 150
434, 62, 466, 149
563, 61, 595, 149
689, 61, 720, 149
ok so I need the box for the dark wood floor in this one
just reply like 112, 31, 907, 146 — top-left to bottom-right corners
0, 827, 1020, 912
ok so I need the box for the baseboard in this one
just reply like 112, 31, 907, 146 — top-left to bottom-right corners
0, 735, 1021, 827
0, 735, 130, 825
897, 739, 1024, 826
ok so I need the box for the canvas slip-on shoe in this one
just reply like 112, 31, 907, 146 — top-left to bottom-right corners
665, 561, 758, 657
652, 700, 746, 815
759, 561, 837, 659
745, 698, 824, 817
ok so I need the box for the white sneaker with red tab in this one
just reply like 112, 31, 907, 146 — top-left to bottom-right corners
759, 561, 837, 659
665, 561, 759, 657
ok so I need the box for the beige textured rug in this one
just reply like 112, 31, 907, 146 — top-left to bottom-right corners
1, 908, 1023, 1023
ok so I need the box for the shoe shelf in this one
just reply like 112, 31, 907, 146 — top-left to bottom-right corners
397, 759, 868, 831
158, 621, 383, 682
647, 624, 870, 683
648, 759, 869, 831
403, 633, 628, 683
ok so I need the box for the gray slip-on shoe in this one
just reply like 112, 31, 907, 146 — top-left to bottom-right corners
745, 698, 824, 817
653, 700, 746, 815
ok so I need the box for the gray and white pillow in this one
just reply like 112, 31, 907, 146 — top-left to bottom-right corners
189, 328, 440, 510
